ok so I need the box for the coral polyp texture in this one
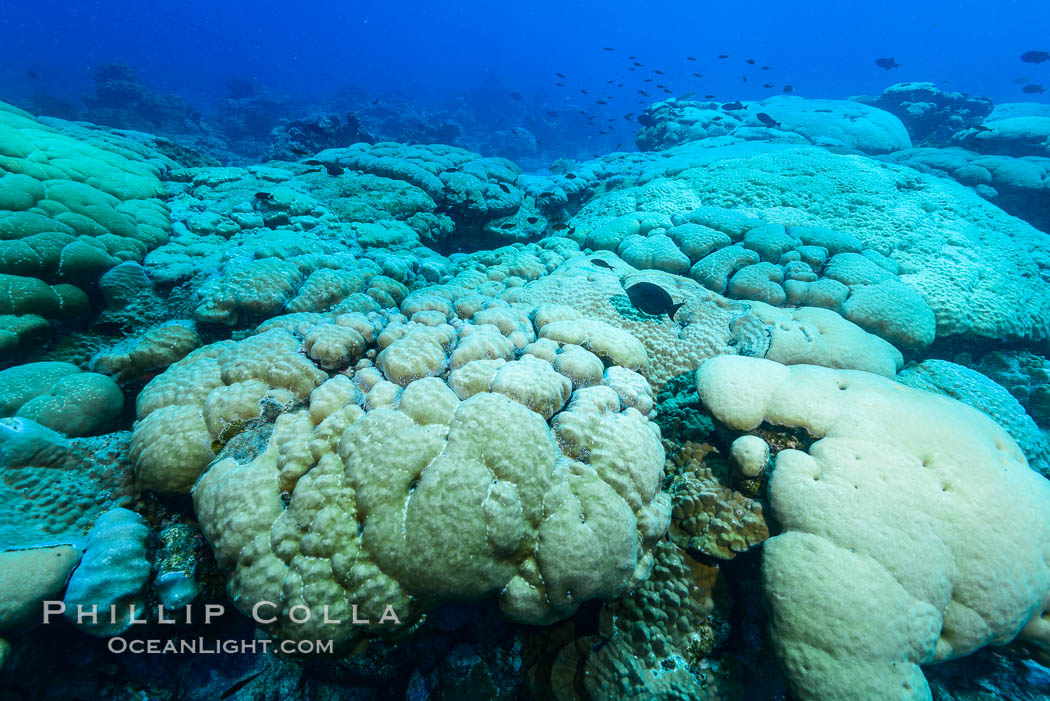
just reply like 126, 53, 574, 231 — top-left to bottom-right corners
566, 141, 1050, 347
696, 355, 1050, 700
2, 71, 1050, 701
129, 298, 670, 648
0, 102, 170, 356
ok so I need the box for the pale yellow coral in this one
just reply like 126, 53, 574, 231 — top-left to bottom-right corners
131, 329, 327, 494
303, 323, 366, 370
552, 345, 605, 389
165, 296, 672, 651
696, 355, 1050, 700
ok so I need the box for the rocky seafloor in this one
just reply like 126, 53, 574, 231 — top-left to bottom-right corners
1, 81, 1050, 700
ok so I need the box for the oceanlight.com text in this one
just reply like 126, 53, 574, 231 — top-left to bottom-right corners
106, 637, 334, 655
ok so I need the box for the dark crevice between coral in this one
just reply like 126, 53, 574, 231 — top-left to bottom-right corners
921, 333, 1050, 367
717, 547, 790, 699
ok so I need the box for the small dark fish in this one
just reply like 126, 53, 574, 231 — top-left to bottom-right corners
704, 94, 716, 99
692, 72, 703, 78
644, 78, 653, 82
220, 672, 263, 700
254, 192, 273, 201
782, 84, 794, 93
603, 46, 615, 51
290, 146, 310, 156
687, 56, 697, 61
638, 90, 650, 97
556, 72, 566, 78
624, 113, 634, 119
875, 57, 900, 70
592, 259, 614, 269
628, 55, 637, 59
617, 83, 624, 87
722, 101, 745, 110
746, 59, 756, 65
580, 89, 589, 94
546, 110, 559, 117
304, 159, 322, 165
742, 75, 748, 82
756, 112, 781, 128
372, 98, 379, 105
972, 125, 993, 133
597, 100, 608, 105
662, 88, 672, 93
625, 282, 685, 321
1023, 84, 1046, 93
509, 91, 523, 101
25, 70, 38, 79
1021, 50, 1050, 64
656, 84, 666, 89
302, 168, 322, 174
556, 82, 565, 87
599, 130, 608, 135
763, 83, 773, 88
718, 54, 729, 59
761, 66, 772, 70
323, 164, 344, 176
654, 69, 665, 75
614, 143, 622, 149
633, 62, 643, 67
607, 79, 614, 84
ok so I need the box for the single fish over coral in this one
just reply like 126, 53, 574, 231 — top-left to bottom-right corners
624, 281, 685, 320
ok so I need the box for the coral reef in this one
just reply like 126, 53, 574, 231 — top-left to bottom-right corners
697, 355, 1050, 700
266, 111, 376, 161
131, 296, 674, 650
879, 146, 1050, 232
2, 77, 1050, 701
0, 362, 123, 436
81, 63, 205, 136
858, 82, 994, 146
0, 101, 170, 357
566, 141, 1050, 346
62, 507, 152, 636
638, 96, 912, 154
953, 103, 1050, 159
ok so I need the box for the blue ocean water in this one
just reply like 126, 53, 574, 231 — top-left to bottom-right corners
2, 0, 1048, 162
